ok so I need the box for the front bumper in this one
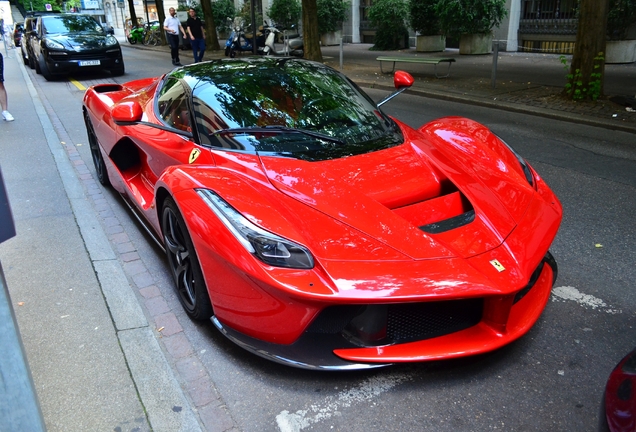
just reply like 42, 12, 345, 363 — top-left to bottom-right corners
45, 49, 123, 73
212, 252, 557, 370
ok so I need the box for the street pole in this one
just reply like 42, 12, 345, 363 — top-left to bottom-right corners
251, 0, 256, 54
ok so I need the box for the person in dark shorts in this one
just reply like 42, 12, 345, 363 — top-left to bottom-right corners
0, 53, 14, 122
163, 7, 186, 66
186, 8, 206, 63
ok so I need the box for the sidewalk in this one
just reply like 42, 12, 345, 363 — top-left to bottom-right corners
121, 36, 636, 134
0, 48, 203, 431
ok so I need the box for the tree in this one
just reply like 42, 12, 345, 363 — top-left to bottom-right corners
155, 0, 167, 44
302, 0, 323, 61
566, 0, 610, 100
201, 0, 221, 50
126, 0, 139, 28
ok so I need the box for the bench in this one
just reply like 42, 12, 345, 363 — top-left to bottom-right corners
376, 56, 456, 78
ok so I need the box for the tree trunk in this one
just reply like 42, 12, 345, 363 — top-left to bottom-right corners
155, 0, 167, 45
567, 0, 610, 99
201, 0, 220, 51
302, 0, 323, 62
126, 0, 138, 28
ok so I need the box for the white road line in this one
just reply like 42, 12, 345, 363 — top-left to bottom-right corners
276, 372, 413, 432
551, 286, 621, 314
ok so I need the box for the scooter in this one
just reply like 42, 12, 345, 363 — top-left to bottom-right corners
224, 18, 266, 57
262, 22, 303, 57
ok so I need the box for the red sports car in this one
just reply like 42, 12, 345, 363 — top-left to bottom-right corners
82, 58, 562, 370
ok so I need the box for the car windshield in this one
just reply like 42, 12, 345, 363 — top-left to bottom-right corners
173, 58, 403, 161
42, 15, 104, 34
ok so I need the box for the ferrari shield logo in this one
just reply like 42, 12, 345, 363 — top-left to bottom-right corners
189, 148, 201, 164
489, 259, 506, 272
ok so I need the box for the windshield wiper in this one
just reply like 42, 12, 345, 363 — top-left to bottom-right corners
211, 126, 345, 146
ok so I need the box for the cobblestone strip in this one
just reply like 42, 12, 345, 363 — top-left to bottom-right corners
30, 73, 238, 432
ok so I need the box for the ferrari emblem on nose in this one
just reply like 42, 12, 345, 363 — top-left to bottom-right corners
490, 259, 506, 272
189, 148, 201, 164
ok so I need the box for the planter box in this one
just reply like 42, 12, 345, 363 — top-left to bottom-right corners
416, 35, 446, 52
459, 33, 492, 55
321, 30, 342, 46
605, 40, 636, 64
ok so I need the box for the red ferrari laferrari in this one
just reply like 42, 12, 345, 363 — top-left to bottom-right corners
82, 58, 562, 370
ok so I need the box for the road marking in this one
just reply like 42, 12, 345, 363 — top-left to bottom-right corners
551, 286, 621, 314
276, 372, 413, 432
70, 78, 86, 91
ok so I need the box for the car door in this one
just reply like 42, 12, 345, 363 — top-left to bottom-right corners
30, 17, 44, 62
125, 77, 213, 223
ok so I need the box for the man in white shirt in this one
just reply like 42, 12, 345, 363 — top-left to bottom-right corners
163, 8, 186, 66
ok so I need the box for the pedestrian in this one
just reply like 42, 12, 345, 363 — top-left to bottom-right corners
186, 8, 206, 63
0, 53, 14, 122
163, 7, 185, 66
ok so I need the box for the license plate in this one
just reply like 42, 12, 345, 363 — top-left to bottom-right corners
79, 60, 100, 66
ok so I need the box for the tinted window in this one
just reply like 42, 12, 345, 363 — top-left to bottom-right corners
157, 78, 192, 133
42, 15, 104, 34
181, 59, 402, 161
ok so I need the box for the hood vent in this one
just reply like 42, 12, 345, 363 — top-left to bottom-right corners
392, 180, 475, 234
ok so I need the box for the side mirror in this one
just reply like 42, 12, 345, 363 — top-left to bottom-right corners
112, 101, 143, 124
377, 70, 414, 108
394, 71, 414, 89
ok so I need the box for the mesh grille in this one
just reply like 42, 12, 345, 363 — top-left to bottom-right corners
386, 300, 482, 344
305, 299, 483, 346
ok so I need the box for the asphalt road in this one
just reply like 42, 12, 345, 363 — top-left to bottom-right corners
16, 45, 636, 431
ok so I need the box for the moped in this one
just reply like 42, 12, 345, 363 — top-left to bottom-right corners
262, 22, 303, 57
225, 18, 266, 57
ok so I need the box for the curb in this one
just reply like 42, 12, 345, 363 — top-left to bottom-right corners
117, 40, 636, 135
18, 54, 236, 431
354, 79, 636, 135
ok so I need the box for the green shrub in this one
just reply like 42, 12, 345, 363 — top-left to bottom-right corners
409, 0, 440, 36
607, 0, 636, 40
317, 0, 350, 34
211, 0, 236, 32
368, 0, 409, 50
436, 0, 507, 38
268, 0, 302, 30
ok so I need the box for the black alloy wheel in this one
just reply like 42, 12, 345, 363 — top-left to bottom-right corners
38, 54, 55, 81
83, 111, 111, 187
161, 197, 213, 321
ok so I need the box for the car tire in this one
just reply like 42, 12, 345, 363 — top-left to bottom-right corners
111, 65, 125, 77
34, 54, 41, 74
83, 110, 111, 187
161, 197, 213, 321
38, 54, 57, 81
21, 51, 28, 66
27, 52, 36, 69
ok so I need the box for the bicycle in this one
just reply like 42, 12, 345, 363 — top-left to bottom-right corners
142, 21, 162, 46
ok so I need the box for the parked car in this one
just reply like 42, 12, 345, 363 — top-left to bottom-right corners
82, 58, 562, 370
12, 22, 23, 47
21, 11, 62, 69
29, 14, 124, 80
600, 348, 636, 431
20, 16, 37, 68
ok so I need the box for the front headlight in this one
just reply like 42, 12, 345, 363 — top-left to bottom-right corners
496, 135, 535, 188
45, 39, 64, 49
197, 189, 314, 269
105, 35, 118, 46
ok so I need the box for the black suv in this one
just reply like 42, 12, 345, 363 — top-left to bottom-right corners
29, 13, 124, 80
